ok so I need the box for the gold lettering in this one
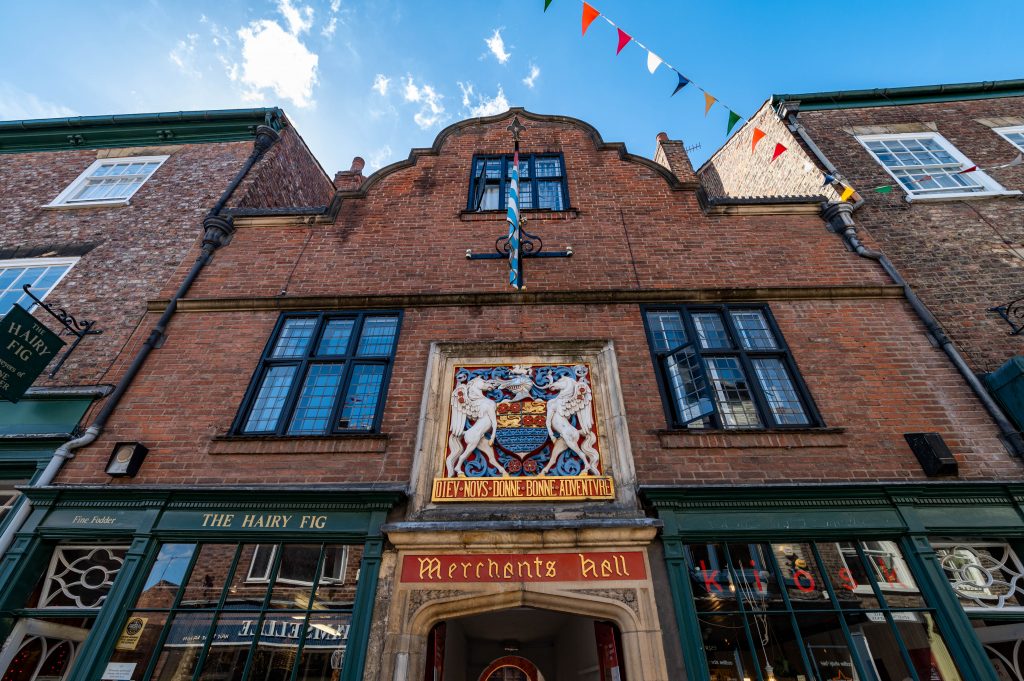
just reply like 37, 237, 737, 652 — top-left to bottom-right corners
475, 562, 483, 579
503, 562, 514, 579
546, 561, 556, 578
601, 559, 613, 577
580, 554, 596, 579
517, 560, 532, 579
448, 564, 457, 579
488, 559, 500, 579
418, 557, 441, 580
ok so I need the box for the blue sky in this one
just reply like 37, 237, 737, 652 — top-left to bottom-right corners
1, 1, 1021, 175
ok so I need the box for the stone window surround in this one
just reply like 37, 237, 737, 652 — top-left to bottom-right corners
408, 340, 638, 516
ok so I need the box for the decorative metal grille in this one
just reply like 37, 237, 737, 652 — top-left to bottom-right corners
933, 542, 1024, 609
38, 545, 129, 609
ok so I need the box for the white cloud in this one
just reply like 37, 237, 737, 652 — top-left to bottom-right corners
458, 82, 474, 107
236, 19, 319, 108
330, 0, 341, 11
321, 16, 337, 37
402, 76, 446, 129
459, 83, 509, 118
372, 74, 390, 96
367, 144, 394, 170
0, 82, 76, 121
277, 0, 314, 35
522, 63, 540, 89
169, 33, 201, 77
485, 28, 511, 64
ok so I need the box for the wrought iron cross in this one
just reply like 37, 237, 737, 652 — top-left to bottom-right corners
465, 115, 572, 289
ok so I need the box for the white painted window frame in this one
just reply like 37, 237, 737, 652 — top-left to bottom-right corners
856, 132, 1018, 202
246, 544, 349, 586
46, 155, 168, 207
0, 256, 79, 313
993, 125, 1024, 153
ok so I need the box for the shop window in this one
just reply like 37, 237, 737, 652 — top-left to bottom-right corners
47, 156, 167, 207
468, 154, 569, 211
643, 305, 818, 429
0, 257, 78, 316
104, 542, 361, 681
932, 541, 1024, 610
857, 133, 1005, 199
0, 544, 129, 681
684, 540, 961, 681
235, 312, 401, 435
839, 540, 917, 594
993, 125, 1024, 153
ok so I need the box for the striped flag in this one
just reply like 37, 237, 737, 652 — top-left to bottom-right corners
507, 149, 521, 289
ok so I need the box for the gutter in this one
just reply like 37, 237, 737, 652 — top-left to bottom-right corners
0, 124, 282, 557
784, 110, 1024, 457
823, 202, 1024, 458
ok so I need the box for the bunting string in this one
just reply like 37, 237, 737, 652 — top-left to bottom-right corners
545, 1, 1023, 202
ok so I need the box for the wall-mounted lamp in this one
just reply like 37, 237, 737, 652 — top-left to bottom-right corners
106, 442, 149, 477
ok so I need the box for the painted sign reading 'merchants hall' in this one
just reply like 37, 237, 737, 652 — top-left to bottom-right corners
401, 552, 647, 583
433, 363, 614, 502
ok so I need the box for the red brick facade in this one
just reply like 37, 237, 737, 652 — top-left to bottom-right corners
702, 94, 1024, 374
55, 109, 1020, 488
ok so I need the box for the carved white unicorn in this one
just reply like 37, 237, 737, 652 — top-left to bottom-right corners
446, 376, 510, 477
540, 372, 601, 476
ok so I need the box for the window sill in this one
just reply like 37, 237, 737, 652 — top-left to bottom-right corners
656, 427, 846, 449
42, 200, 131, 210
207, 433, 388, 456
459, 208, 578, 221
904, 190, 1021, 203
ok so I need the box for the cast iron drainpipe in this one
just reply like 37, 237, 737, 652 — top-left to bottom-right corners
0, 124, 281, 556
823, 201, 1024, 458
784, 109, 1024, 456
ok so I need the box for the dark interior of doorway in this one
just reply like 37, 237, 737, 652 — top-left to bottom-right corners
439, 607, 604, 681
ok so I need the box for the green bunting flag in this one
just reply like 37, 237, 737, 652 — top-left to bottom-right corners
726, 111, 742, 135
875, 185, 894, 194
544, 0, 553, 10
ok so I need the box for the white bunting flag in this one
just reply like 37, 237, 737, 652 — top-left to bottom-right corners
646, 51, 662, 74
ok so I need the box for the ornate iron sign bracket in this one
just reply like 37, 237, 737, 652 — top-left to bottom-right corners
990, 297, 1024, 335
22, 284, 103, 377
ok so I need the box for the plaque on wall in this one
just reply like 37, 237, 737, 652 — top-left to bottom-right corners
432, 363, 614, 502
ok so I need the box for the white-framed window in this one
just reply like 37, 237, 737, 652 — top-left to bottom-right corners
37, 544, 130, 608
857, 132, 1007, 200
993, 125, 1024, 153
838, 540, 918, 593
0, 257, 78, 315
47, 155, 168, 207
247, 544, 349, 586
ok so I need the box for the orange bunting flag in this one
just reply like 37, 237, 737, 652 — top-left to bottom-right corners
703, 92, 716, 116
616, 28, 631, 55
751, 128, 766, 152
840, 186, 855, 202
582, 2, 600, 35
771, 143, 787, 163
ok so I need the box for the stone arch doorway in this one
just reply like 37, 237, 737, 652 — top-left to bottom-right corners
426, 608, 607, 681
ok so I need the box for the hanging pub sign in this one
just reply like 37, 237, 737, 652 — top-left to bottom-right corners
0, 304, 65, 402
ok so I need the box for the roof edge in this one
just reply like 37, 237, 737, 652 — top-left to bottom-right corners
0, 107, 286, 154
773, 79, 1024, 111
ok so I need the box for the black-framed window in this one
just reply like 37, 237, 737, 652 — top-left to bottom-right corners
468, 154, 569, 212
234, 311, 401, 435
642, 305, 819, 430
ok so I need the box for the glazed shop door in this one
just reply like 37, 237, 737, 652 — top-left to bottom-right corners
0, 619, 91, 681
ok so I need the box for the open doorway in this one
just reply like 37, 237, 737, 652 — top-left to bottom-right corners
423, 608, 625, 681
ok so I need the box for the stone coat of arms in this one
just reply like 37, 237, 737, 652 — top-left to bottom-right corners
445, 364, 601, 478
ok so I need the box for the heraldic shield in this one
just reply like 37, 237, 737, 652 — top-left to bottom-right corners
434, 363, 614, 502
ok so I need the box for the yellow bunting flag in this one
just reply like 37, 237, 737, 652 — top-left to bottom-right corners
703, 92, 716, 116
840, 186, 855, 202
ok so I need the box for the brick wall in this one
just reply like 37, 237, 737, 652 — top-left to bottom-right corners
0, 140, 253, 387
232, 126, 335, 209
796, 97, 1024, 373
55, 111, 1022, 489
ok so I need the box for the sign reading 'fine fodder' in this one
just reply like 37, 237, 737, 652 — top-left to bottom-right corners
0, 304, 65, 402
